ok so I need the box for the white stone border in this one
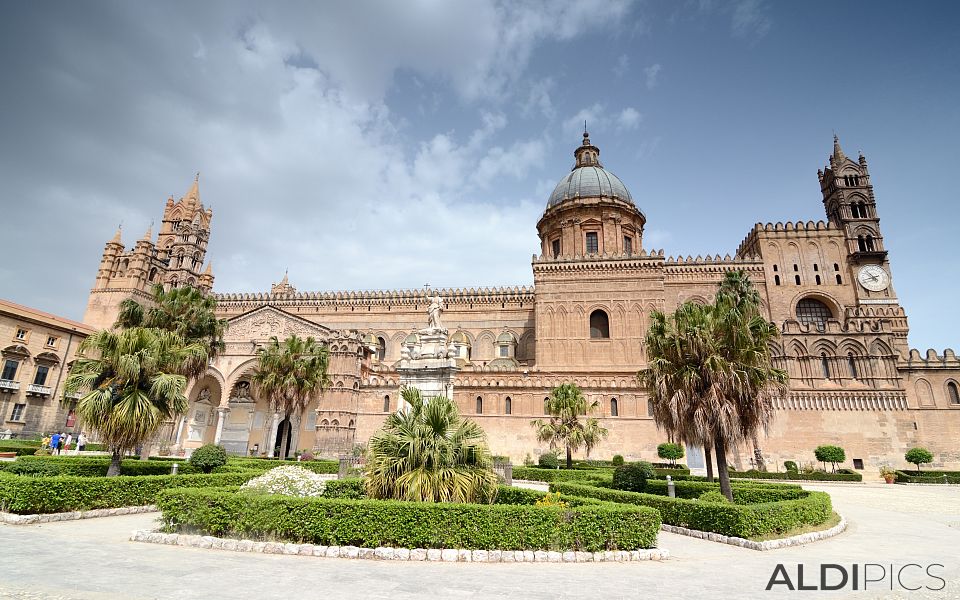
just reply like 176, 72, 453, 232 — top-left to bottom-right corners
0, 505, 156, 525
129, 530, 669, 563
660, 515, 846, 551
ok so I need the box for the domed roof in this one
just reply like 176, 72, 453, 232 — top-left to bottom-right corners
546, 131, 634, 209
496, 330, 516, 344
547, 166, 633, 208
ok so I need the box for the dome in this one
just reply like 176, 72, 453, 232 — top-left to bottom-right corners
547, 166, 633, 208
496, 331, 516, 344
450, 330, 470, 345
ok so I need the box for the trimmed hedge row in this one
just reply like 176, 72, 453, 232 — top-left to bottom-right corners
551, 482, 831, 539
895, 471, 960, 484
221, 458, 340, 474
156, 486, 661, 551
512, 466, 611, 483
0, 471, 259, 514
0, 443, 39, 456
640, 479, 806, 504
731, 470, 863, 482
2, 456, 203, 476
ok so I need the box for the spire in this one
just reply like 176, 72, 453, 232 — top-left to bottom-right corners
574, 130, 601, 168
110, 225, 122, 245
831, 134, 846, 165
184, 172, 200, 207
140, 222, 153, 242
203, 262, 213, 276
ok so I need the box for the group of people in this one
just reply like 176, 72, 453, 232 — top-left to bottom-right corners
43, 431, 87, 455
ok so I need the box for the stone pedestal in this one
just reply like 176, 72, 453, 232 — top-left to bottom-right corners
397, 357, 459, 403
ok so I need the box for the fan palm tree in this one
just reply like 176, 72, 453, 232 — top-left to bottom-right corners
64, 328, 208, 476
250, 335, 330, 458
366, 387, 499, 503
640, 271, 788, 501
531, 383, 609, 469
115, 283, 227, 377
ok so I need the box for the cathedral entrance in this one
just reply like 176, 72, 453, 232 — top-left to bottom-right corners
275, 417, 293, 458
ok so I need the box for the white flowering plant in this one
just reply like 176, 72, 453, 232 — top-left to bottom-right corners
240, 465, 328, 498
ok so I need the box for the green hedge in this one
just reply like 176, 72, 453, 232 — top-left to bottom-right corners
731, 469, 863, 482
512, 466, 612, 483
0, 471, 259, 514
2, 456, 204, 476
323, 478, 366, 499
653, 467, 691, 478
895, 471, 960, 484
219, 457, 339, 474
156, 486, 661, 551
550, 482, 831, 539
637, 479, 805, 503
0, 443, 40, 456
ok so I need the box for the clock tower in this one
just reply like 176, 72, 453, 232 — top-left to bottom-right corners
818, 135, 898, 304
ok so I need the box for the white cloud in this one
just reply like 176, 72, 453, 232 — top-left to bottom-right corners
730, 0, 771, 39
644, 63, 662, 89
617, 107, 642, 130
613, 54, 630, 78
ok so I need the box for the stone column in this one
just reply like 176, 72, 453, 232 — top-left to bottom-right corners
213, 407, 229, 445
267, 410, 281, 458
173, 415, 186, 447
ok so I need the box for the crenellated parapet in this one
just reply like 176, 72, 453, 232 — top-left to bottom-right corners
736, 220, 840, 258
902, 348, 960, 369
531, 252, 665, 275
215, 285, 536, 310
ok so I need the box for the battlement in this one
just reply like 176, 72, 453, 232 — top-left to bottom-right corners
736, 220, 841, 258
532, 248, 664, 263
215, 285, 536, 307
903, 348, 960, 369
663, 253, 761, 265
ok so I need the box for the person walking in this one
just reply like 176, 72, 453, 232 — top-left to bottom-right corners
43, 433, 52, 449
50, 432, 61, 453
64, 433, 74, 453
76, 432, 87, 454
56, 432, 65, 455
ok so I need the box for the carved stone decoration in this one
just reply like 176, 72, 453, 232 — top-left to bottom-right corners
225, 305, 331, 343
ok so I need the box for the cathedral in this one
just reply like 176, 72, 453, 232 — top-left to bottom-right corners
82, 133, 960, 470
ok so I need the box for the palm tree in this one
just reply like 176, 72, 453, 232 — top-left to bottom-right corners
639, 271, 788, 501
64, 328, 208, 476
250, 335, 330, 458
531, 383, 609, 469
366, 387, 499, 503
115, 283, 227, 377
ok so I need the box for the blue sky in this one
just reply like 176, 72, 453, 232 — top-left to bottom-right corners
1, 1, 958, 351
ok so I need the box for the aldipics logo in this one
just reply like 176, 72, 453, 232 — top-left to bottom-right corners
766, 564, 946, 591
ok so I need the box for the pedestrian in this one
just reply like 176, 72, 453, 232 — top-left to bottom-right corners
56, 431, 65, 455
77, 432, 87, 454
50, 432, 61, 452
43, 433, 52, 448
64, 433, 74, 453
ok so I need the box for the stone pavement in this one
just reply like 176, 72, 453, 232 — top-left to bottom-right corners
1, 483, 958, 600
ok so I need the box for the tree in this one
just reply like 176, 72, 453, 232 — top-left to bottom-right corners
814, 445, 846, 472
531, 383, 609, 469
904, 447, 933, 475
639, 271, 788, 501
251, 335, 330, 458
366, 387, 499, 503
657, 442, 685, 467
63, 328, 207, 476
115, 284, 227, 377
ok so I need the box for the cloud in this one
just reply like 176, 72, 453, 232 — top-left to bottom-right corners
522, 78, 556, 119
644, 63, 662, 89
617, 107, 643, 130
730, 0, 772, 39
613, 54, 630, 78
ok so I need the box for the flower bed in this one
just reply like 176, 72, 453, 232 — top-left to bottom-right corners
156, 485, 661, 551
0, 471, 259, 514
550, 482, 831, 539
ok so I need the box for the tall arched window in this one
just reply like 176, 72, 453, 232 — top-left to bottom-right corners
847, 354, 858, 379
797, 298, 832, 331
382, 395, 390, 413
610, 398, 618, 417
476, 396, 483, 414
948, 382, 960, 405
544, 397, 550, 415
821, 353, 831, 379
376, 337, 386, 362
589, 310, 610, 339
505, 396, 512, 415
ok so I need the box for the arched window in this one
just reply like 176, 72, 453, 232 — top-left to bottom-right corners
647, 399, 654, 417
774, 275, 781, 286
821, 353, 831, 379
847, 354, 858, 379
148, 267, 157, 282
610, 398, 618, 417
476, 396, 483, 414
505, 396, 512, 415
797, 298, 832, 331
383, 395, 390, 412
857, 236, 866, 252
589, 310, 610, 339
376, 337, 386, 362
948, 382, 960, 405
544, 397, 550, 415
865, 235, 875, 251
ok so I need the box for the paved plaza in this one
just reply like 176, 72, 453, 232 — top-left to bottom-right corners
1, 483, 958, 600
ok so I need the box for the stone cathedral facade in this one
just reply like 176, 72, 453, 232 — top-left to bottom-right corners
82, 134, 960, 470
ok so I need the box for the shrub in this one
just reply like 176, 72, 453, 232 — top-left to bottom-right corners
534, 491, 568, 508
538, 452, 559, 469
551, 482, 831, 539
813, 445, 846, 472
190, 444, 228, 474
656, 443, 684, 466
613, 461, 655, 493
611, 454, 624, 466
156, 486, 661, 551
894, 470, 960, 484
0, 442, 41, 456
698, 491, 730, 504
2, 456, 200, 477
523, 453, 534, 466
0, 471, 257, 514
512, 466, 611, 483
641, 478, 806, 503
730, 469, 862, 482
240, 466, 328, 497
323, 478, 366, 499
299, 451, 315, 462
783, 460, 798, 472
904, 447, 934, 474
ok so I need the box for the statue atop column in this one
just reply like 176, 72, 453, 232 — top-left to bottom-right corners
425, 294, 445, 333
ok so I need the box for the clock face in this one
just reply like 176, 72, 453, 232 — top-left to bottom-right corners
857, 265, 890, 292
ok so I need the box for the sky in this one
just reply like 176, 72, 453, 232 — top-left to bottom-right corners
1, 1, 958, 351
